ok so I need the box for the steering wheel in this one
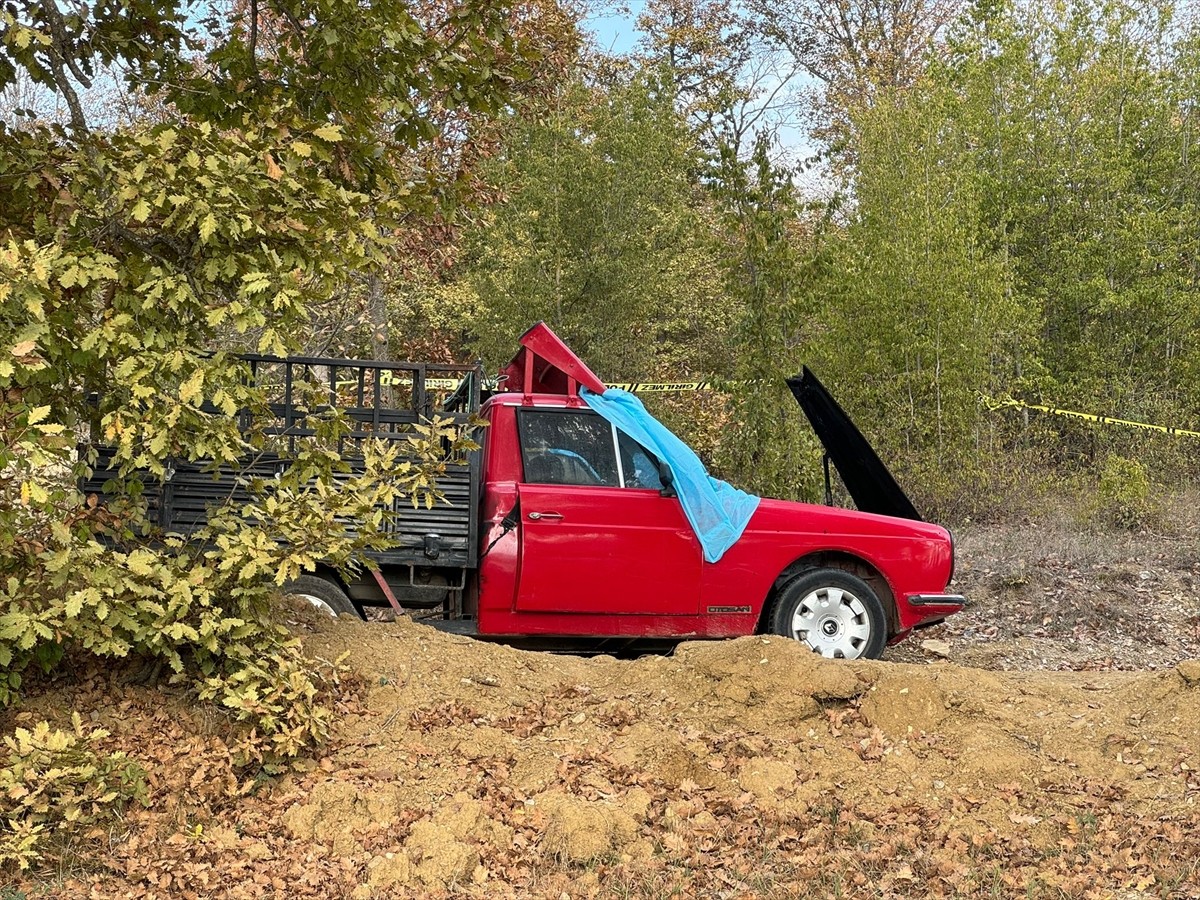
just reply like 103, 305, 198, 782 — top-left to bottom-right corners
524, 450, 571, 484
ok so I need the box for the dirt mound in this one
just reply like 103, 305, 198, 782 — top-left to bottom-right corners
11, 604, 1200, 898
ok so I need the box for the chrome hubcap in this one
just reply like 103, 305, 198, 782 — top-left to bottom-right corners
295, 592, 338, 617
790, 587, 871, 659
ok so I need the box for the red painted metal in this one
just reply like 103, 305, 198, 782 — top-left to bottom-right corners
369, 567, 405, 614
473, 393, 961, 643
515, 482, 702, 615
498, 322, 607, 396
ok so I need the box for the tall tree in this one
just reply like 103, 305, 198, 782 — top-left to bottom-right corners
803, 73, 1029, 509
462, 67, 731, 379
714, 135, 824, 499
0, 0, 548, 772
750, 0, 963, 152
633, 0, 805, 158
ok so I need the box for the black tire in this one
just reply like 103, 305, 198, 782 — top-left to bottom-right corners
769, 568, 888, 660
283, 573, 359, 618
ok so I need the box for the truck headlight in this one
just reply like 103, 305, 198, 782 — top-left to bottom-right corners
947, 528, 956, 584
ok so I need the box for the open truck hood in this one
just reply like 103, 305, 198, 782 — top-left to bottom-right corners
787, 367, 923, 522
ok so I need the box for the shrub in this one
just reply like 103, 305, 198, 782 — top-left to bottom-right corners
1095, 454, 1152, 528
197, 648, 351, 769
0, 714, 147, 872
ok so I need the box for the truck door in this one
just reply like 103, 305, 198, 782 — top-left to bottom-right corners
515, 408, 703, 615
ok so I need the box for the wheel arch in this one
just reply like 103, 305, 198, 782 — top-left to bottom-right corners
757, 551, 898, 635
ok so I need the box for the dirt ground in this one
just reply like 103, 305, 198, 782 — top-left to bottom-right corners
890, 518, 1200, 671
7, 519, 1200, 899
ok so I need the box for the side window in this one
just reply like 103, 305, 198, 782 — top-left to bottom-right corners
519, 411, 620, 487
617, 431, 665, 491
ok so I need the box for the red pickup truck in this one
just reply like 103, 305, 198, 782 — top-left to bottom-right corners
85, 324, 964, 659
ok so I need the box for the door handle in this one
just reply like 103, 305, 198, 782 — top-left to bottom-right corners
527, 511, 563, 521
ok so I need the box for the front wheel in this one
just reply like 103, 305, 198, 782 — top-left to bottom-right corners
769, 568, 887, 660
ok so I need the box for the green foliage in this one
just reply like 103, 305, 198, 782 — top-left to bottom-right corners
197, 649, 350, 769
0, 0, 530, 832
750, 0, 1200, 513
0, 713, 147, 872
464, 67, 733, 380
714, 135, 822, 499
0, 388, 469, 702
1094, 454, 1151, 529
801, 72, 1031, 511
945, 0, 1200, 420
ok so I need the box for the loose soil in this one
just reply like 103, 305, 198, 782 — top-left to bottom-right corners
6, 519, 1200, 899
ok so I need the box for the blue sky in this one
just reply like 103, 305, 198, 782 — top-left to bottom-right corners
579, 1, 821, 177
582, 1, 647, 56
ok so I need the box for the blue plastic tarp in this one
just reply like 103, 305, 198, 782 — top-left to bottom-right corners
580, 387, 760, 563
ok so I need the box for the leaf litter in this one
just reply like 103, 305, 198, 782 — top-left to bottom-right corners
4, 519, 1200, 898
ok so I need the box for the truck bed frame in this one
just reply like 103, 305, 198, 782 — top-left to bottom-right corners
81, 354, 485, 615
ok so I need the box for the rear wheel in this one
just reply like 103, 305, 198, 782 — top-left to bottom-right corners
283, 574, 359, 618
769, 568, 887, 660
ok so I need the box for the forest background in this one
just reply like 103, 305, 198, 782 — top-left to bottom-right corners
8, 0, 1199, 519
3, 0, 1200, 872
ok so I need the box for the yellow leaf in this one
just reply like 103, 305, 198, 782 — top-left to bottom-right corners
199, 213, 218, 242
131, 198, 150, 222
292, 141, 312, 158
10, 340, 36, 356
180, 368, 204, 405
126, 550, 156, 577
312, 123, 342, 142
27, 405, 50, 425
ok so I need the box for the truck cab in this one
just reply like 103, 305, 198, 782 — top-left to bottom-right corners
463, 323, 965, 658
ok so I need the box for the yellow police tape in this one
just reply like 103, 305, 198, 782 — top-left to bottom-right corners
606, 381, 721, 392
334, 373, 468, 391
335, 374, 721, 393
333, 372, 1200, 443
978, 392, 1200, 439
